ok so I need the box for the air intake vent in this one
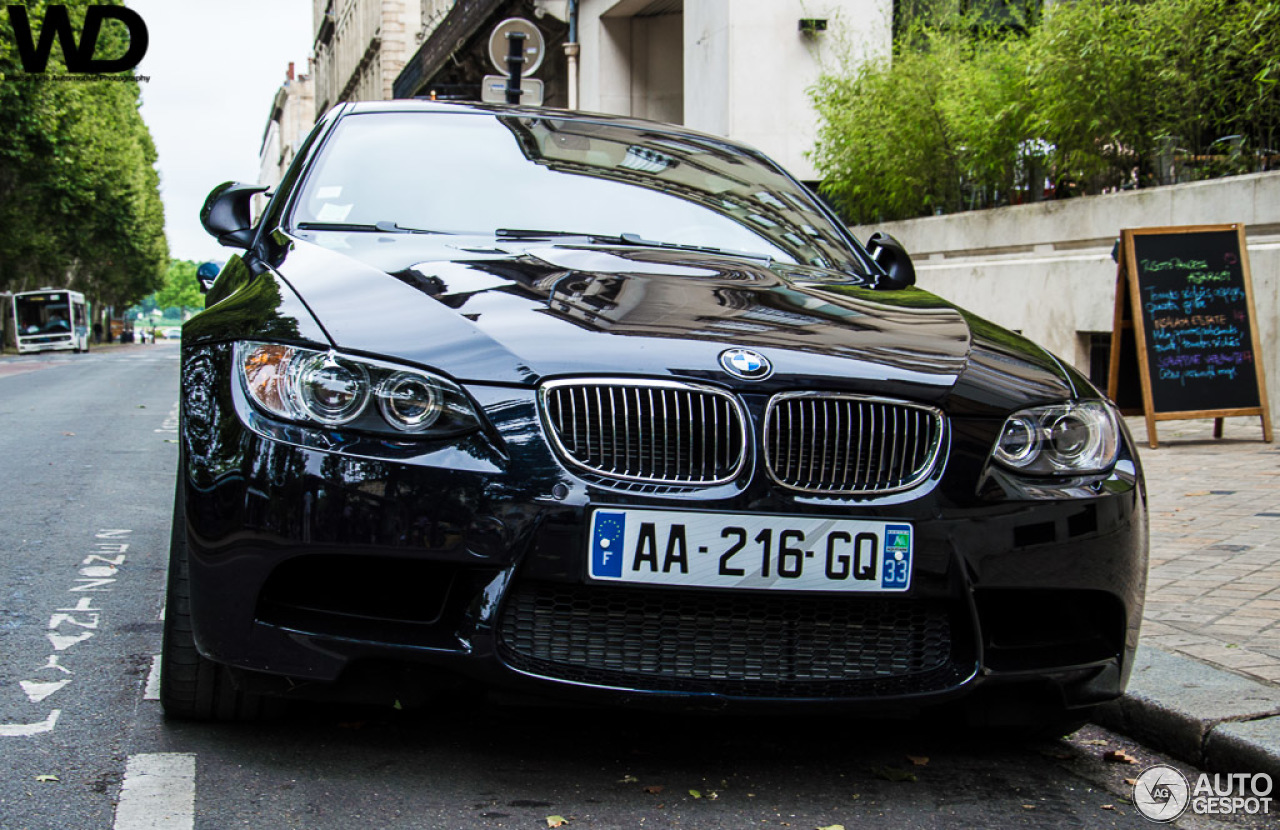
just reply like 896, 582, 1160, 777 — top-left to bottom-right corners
498, 582, 958, 696
764, 393, 944, 494
541, 379, 747, 486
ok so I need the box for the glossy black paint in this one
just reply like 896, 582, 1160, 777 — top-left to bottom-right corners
200, 182, 268, 249
179, 101, 1147, 716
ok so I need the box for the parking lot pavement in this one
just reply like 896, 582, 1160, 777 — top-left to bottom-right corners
1096, 416, 1280, 777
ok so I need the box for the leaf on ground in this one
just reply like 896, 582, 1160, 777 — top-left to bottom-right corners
1101, 804, 1116, 811
1022, 804, 1036, 810
871, 766, 917, 783
1079, 739, 1108, 746
689, 789, 702, 799
906, 755, 929, 766
546, 816, 568, 828
1184, 491, 1211, 497
818, 825, 846, 830
618, 774, 639, 784
1104, 750, 1137, 764
35, 774, 59, 783
643, 785, 664, 795
1124, 778, 1138, 787
706, 791, 719, 800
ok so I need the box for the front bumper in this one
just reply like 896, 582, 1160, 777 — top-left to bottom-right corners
180, 346, 1147, 713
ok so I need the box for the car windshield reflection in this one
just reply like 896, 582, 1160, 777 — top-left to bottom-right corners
290, 112, 868, 275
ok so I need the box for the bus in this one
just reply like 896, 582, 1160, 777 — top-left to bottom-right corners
12, 288, 90, 354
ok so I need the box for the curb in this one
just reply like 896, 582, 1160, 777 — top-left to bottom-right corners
1093, 644, 1280, 779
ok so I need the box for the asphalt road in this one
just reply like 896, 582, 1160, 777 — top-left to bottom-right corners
0, 343, 1268, 829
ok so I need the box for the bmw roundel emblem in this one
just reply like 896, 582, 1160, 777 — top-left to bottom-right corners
719, 348, 772, 380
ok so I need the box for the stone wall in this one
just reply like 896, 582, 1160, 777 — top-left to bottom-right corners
850, 172, 1280, 422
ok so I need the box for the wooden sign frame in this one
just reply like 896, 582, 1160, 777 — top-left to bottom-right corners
1108, 224, 1272, 448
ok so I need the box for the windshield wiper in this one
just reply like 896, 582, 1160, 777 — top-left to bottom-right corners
494, 228, 622, 242
494, 228, 772, 263
616, 233, 772, 264
296, 221, 443, 234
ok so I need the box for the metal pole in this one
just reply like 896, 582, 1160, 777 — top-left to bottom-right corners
505, 31, 526, 105
566, 0, 579, 110
564, 43, 579, 110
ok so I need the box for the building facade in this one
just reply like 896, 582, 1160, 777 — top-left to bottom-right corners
312, 0, 420, 114
576, 0, 889, 182
258, 62, 316, 197
395, 0, 890, 182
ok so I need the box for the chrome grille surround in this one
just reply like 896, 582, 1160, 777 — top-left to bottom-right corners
763, 393, 945, 495
540, 378, 748, 486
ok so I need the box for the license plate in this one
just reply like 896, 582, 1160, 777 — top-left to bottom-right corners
588, 508, 912, 592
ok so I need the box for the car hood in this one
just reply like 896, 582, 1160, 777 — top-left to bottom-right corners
271, 233, 1076, 413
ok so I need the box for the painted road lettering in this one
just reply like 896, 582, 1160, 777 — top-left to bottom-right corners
1, 529, 132, 736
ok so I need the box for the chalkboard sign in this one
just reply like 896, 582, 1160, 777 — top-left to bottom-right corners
1108, 224, 1272, 448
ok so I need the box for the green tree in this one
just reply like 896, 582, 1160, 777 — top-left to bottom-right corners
810, 9, 1035, 223
810, 0, 1280, 223
0, 0, 167, 323
155, 259, 205, 316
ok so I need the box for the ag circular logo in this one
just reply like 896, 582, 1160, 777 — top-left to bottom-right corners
1133, 765, 1190, 823
719, 348, 772, 381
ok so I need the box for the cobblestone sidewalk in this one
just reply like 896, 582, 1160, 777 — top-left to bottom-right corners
1129, 415, 1280, 685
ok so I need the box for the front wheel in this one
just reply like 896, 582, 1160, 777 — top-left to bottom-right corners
159, 467, 267, 721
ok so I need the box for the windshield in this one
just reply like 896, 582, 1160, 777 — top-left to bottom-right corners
290, 112, 870, 274
15, 293, 73, 335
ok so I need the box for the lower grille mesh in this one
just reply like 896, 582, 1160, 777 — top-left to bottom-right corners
498, 583, 959, 697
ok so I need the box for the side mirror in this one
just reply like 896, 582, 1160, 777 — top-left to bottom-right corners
865, 232, 916, 290
200, 182, 268, 249
195, 261, 221, 294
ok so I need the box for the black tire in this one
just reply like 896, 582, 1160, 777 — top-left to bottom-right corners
160, 466, 266, 721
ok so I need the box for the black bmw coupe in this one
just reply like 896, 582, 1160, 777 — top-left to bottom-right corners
165, 101, 1146, 733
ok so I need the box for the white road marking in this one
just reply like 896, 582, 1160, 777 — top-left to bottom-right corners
155, 401, 180, 433
144, 655, 162, 701
47, 630, 95, 651
2, 528, 132, 739
20, 679, 71, 703
0, 710, 60, 737
40, 654, 73, 674
113, 753, 196, 830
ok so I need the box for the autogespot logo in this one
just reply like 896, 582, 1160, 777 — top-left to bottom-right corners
1133, 765, 1190, 823
719, 348, 772, 381
1134, 766, 1274, 822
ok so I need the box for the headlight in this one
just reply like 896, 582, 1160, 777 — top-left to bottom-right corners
378, 371, 443, 432
992, 401, 1119, 475
236, 341, 480, 437
296, 352, 369, 425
